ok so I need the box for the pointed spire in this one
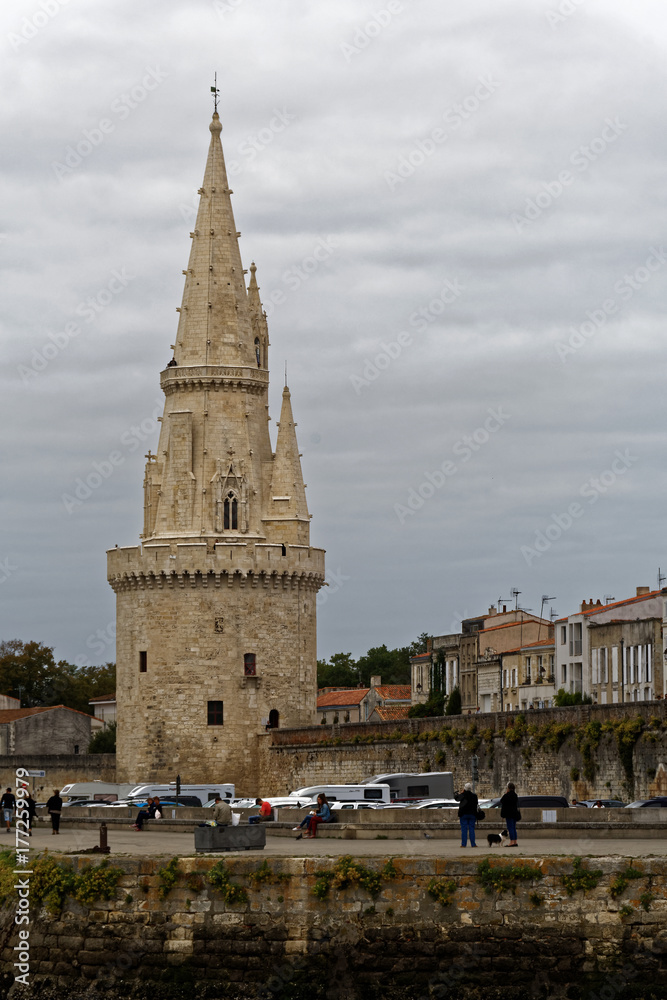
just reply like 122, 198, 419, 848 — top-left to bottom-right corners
247, 260, 269, 371
172, 113, 255, 369
268, 385, 309, 525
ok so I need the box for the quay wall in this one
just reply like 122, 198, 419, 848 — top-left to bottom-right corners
2, 854, 667, 998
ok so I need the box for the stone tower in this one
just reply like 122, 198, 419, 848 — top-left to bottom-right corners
107, 111, 325, 791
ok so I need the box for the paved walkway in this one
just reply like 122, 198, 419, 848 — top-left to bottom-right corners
21, 825, 667, 859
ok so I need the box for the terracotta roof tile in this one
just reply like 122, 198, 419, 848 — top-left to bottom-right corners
373, 685, 412, 701
316, 689, 369, 709
88, 693, 116, 703
0, 705, 96, 723
370, 706, 411, 721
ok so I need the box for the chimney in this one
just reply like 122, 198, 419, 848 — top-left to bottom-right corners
426, 638, 433, 652
488, 606, 496, 616
636, 586, 649, 596
370, 675, 381, 689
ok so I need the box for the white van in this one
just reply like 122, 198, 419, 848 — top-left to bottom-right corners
128, 783, 234, 805
361, 772, 455, 802
59, 781, 138, 803
288, 784, 391, 805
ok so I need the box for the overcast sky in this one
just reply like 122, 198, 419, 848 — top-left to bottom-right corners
1, 0, 667, 670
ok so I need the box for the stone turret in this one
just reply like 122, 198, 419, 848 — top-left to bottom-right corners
108, 111, 325, 790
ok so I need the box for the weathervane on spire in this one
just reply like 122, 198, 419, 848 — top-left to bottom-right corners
210, 72, 219, 114
284, 361, 288, 388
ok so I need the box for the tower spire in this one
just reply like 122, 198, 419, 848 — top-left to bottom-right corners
172, 112, 255, 369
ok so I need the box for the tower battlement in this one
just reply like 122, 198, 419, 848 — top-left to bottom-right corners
108, 541, 325, 592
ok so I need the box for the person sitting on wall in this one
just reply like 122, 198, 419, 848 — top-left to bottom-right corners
212, 795, 232, 826
305, 793, 332, 839
249, 797, 274, 824
131, 796, 155, 832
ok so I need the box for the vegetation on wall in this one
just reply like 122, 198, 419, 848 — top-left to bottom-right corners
88, 720, 116, 754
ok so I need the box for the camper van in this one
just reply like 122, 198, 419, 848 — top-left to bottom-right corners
288, 783, 391, 805
361, 772, 455, 802
127, 783, 234, 806
59, 782, 138, 803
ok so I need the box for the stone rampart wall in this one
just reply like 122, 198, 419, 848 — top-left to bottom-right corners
2, 854, 667, 998
0, 755, 116, 801
259, 703, 667, 801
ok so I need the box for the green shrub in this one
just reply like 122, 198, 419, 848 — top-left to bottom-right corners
207, 860, 248, 904
476, 858, 543, 895
427, 878, 457, 907
561, 858, 603, 896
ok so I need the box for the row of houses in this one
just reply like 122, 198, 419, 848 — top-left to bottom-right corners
411, 586, 667, 714
316, 678, 412, 724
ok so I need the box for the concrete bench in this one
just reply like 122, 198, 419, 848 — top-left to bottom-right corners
194, 824, 266, 852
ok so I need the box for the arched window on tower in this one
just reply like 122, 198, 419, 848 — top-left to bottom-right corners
255, 337, 261, 368
268, 709, 279, 729
223, 491, 238, 530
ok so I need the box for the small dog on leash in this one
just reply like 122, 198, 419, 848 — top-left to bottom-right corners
487, 829, 509, 847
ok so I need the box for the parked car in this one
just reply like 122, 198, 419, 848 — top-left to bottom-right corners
487, 795, 569, 809
625, 798, 667, 808
328, 801, 381, 811
578, 799, 626, 808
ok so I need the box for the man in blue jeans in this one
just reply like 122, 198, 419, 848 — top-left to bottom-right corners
457, 782, 478, 847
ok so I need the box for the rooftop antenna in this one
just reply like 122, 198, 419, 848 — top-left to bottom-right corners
510, 587, 521, 611
538, 595, 556, 640
604, 594, 615, 605
659, 567, 666, 589
211, 73, 219, 114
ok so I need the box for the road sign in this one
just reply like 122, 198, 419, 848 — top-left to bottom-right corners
27, 770, 45, 777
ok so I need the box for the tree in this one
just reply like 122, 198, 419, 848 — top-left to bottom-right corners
0, 640, 115, 714
445, 687, 462, 716
317, 653, 359, 689
554, 689, 593, 707
88, 721, 116, 754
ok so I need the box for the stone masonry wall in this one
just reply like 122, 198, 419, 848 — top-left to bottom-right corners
0, 755, 116, 802
2, 855, 667, 998
259, 702, 667, 801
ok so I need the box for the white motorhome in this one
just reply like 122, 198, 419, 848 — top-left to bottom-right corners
288, 783, 391, 805
59, 781, 138, 803
127, 783, 234, 805
361, 772, 454, 802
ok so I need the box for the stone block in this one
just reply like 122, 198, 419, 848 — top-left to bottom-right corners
194, 824, 266, 852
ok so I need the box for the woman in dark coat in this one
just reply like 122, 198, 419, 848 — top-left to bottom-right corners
500, 781, 519, 846
46, 790, 62, 835
457, 782, 478, 848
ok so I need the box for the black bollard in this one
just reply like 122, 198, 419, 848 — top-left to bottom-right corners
98, 821, 110, 853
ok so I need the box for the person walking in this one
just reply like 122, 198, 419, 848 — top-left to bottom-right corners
500, 781, 520, 847
25, 793, 36, 836
458, 782, 478, 848
0, 788, 15, 833
46, 789, 63, 835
